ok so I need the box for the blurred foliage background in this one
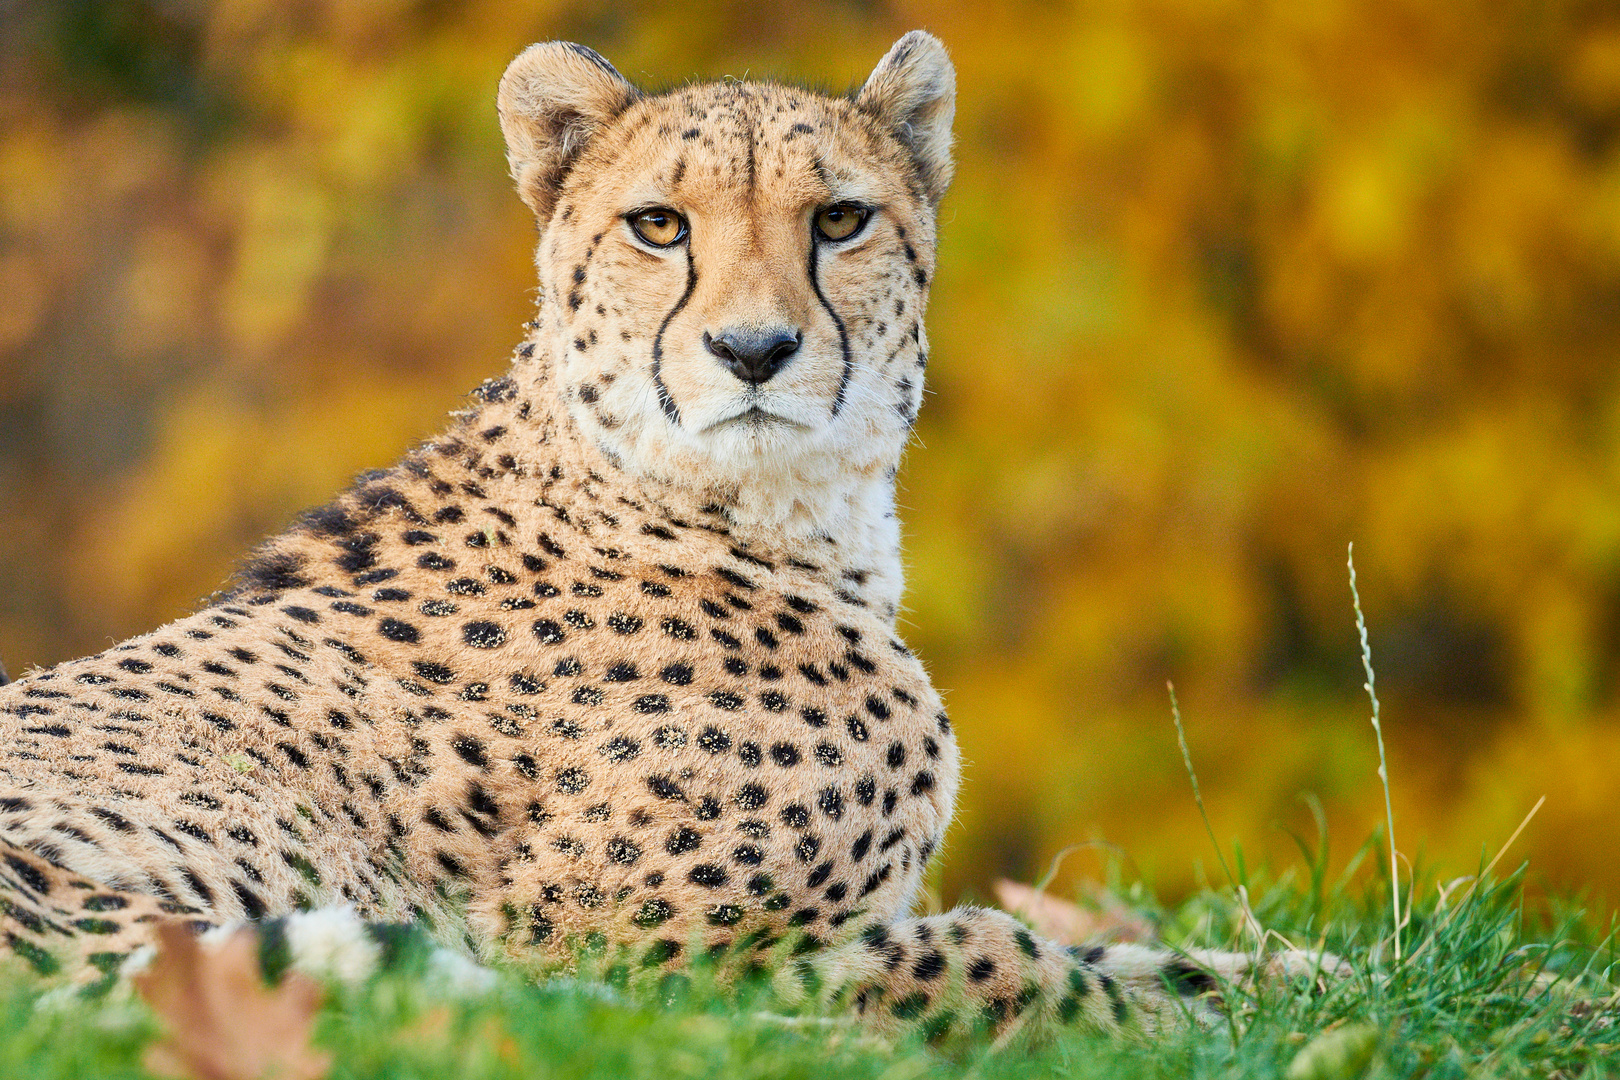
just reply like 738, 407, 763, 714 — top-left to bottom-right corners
3, 0, 1619, 915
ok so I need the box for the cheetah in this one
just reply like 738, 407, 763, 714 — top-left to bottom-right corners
0, 32, 1324, 1042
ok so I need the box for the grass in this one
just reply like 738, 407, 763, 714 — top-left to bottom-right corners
2, 556, 1615, 1078
1, 846, 1612, 1078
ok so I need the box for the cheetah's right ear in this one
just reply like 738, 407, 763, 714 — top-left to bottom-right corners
857, 31, 956, 205
498, 42, 642, 222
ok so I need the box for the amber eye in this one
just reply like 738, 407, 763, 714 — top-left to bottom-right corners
628, 208, 687, 247
814, 203, 869, 242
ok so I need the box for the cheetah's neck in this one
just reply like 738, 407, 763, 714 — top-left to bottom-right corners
493, 332, 907, 621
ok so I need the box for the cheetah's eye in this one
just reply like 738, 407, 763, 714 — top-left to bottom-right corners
813, 203, 869, 243
628, 208, 687, 248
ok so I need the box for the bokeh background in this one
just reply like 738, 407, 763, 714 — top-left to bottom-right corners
3, 0, 1619, 915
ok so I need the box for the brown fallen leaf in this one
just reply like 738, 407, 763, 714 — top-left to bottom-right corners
994, 879, 1156, 945
134, 920, 331, 1080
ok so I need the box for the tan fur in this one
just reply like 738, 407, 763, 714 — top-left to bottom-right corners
0, 32, 1303, 1038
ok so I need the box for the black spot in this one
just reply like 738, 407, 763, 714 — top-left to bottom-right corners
555, 767, 590, 795
715, 567, 757, 591
413, 662, 455, 684
379, 618, 420, 644
606, 837, 642, 865
452, 735, 489, 769
696, 726, 733, 754
665, 826, 702, 855
688, 864, 728, 888
236, 552, 310, 593
4, 854, 50, 894
607, 612, 643, 634
600, 736, 641, 762
634, 898, 674, 928
914, 950, 946, 981
1164, 960, 1218, 996
648, 775, 685, 801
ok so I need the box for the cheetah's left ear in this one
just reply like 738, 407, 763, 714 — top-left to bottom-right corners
856, 31, 956, 205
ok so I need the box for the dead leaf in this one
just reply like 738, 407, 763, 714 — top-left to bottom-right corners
994, 879, 1156, 945
134, 920, 331, 1080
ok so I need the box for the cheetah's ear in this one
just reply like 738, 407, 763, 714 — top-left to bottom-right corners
856, 31, 956, 205
498, 42, 642, 222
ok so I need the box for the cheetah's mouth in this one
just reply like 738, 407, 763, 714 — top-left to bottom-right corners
701, 406, 811, 434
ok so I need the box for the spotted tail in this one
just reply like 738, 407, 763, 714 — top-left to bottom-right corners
771, 905, 1226, 1044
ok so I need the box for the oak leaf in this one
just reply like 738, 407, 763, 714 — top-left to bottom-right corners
994, 879, 1155, 945
134, 921, 331, 1080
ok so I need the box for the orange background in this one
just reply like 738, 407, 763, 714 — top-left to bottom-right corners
2, 0, 1618, 914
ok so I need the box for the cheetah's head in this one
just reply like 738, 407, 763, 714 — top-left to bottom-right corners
497, 33, 954, 534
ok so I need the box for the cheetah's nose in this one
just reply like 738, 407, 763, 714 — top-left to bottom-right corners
704, 327, 801, 385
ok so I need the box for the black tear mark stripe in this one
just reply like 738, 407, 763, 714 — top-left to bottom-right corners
809, 239, 854, 417
651, 249, 698, 427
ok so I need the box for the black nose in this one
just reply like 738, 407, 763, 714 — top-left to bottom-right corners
705, 327, 801, 385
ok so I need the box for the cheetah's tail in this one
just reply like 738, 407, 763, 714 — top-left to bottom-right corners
770, 905, 1348, 1046
769, 904, 1232, 1045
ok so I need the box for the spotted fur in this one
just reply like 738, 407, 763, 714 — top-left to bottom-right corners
0, 33, 1320, 1041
